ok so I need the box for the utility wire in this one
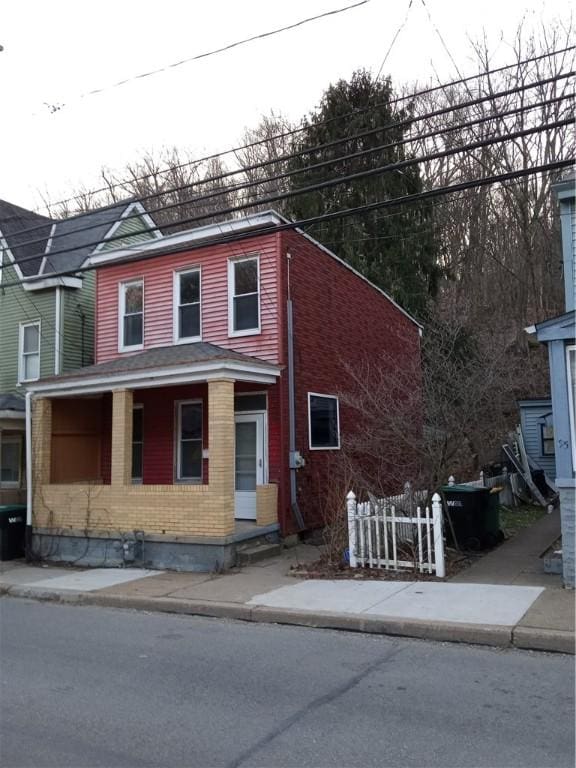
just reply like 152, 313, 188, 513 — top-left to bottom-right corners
376, 0, 413, 80
16, 116, 570, 268
2, 159, 571, 292
38, 45, 575, 211
15, 71, 574, 251
37, 1, 370, 115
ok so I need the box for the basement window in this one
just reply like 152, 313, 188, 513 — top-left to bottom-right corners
308, 393, 340, 450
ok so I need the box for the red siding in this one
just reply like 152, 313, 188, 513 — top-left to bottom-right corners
95, 233, 282, 365
281, 231, 422, 531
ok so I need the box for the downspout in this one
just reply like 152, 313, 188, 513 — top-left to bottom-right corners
286, 252, 304, 530
25, 391, 33, 558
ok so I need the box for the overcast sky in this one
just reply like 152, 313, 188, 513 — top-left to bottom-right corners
0, 0, 570, 212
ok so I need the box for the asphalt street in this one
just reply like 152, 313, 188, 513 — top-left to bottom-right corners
0, 598, 574, 768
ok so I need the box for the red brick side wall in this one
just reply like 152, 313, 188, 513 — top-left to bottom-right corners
280, 231, 422, 530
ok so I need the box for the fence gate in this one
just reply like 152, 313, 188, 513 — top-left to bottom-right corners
346, 492, 445, 578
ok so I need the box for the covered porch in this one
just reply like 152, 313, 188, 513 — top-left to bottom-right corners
27, 343, 282, 571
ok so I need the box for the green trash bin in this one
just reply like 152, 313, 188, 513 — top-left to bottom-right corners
441, 485, 502, 550
0, 505, 27, 560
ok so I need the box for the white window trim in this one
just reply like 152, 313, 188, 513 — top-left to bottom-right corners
0, 433, 23, 488
228, 255, 261, 338
132, 404, 144, 484
173, 267, 202, 344
175, 399, 203, 483
118, 278, 144, 353
308, 392, 341, 451
18, 320, 41, 384
566, 344, 576, 473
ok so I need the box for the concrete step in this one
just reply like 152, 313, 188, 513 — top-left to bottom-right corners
236, 543, 282, 566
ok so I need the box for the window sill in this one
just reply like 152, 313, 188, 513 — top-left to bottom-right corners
228, 328, 261, 338
173, 335, 202, 345
118, 344, 144, 354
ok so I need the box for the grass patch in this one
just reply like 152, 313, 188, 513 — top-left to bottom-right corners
499, 505, 548, 538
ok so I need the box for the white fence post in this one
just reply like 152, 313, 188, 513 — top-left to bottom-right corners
432, 493, 445, 578
347, 491, 358, 568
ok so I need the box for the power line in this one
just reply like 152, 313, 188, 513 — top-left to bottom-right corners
376, 0, 413, 80
38, 45, 575, 212
1, 159, 570, 292
15, 71, 574, 252
36, 1, 370, 115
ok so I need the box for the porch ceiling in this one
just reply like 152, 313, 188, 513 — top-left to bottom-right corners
26, 342, 281, 397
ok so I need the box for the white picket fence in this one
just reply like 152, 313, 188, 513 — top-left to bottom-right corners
346, 491, 445, 577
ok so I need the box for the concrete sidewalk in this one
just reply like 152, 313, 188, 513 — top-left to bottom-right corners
1, 534, 573, 654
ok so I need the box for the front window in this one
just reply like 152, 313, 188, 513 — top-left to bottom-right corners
174, 268, 201, 342
132, 406, 143, 483
308, 393, 340, 450
540, 417, 555, 456
0, 435, 22, 487
19, 321, 40, 382
119, 280, 144, 350
176, 401, 203, 481
229, 257, 260, 335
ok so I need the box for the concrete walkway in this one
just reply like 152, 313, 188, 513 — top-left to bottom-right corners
1, 529, 573, 653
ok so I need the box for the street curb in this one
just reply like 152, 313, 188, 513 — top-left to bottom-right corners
2, 584, 574, 654
512, 626, 576, 655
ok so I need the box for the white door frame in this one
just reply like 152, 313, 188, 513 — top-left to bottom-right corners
234, 411, 267, 520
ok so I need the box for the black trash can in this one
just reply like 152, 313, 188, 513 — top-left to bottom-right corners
441, 485, 502, 550
0, 505, 27, 560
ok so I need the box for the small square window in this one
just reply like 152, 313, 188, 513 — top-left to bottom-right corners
308, 393, 340, 450
541, 424, 555, 456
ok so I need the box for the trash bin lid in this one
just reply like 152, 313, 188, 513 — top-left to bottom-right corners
0, 505, 27, 516
440, 484, 488, 494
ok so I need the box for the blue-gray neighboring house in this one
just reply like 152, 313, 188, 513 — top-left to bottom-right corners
526, 174, 575, 588
518, 398, 556, 480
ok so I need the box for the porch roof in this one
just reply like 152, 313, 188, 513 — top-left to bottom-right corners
26, 342, 281, 397
0, 393, 25, 420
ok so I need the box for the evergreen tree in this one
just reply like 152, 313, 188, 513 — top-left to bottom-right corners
287, 70, 440, 317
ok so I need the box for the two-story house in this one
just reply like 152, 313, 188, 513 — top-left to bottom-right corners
526, 174, 575, 589
26, 210, 422, 571
0, 199, 160, 506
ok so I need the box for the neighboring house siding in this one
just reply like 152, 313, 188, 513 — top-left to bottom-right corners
98, 215, 156, 253
95, 233, 281, 364
519, 402, 556, 478
281, 230, 421, 531
0, 262, 55, 392
62, 272, 96, 373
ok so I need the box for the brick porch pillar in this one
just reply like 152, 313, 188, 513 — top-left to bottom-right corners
32, 397, 52, 485
208, 379, 235, 534
111, 389, 133, 487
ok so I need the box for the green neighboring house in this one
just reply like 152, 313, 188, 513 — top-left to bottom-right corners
0, 198, 160, 505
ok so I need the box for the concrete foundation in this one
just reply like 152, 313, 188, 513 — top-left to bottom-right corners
31, 525, 280, 573
558, 482, 575, 588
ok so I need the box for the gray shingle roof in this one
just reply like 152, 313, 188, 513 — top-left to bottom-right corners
35, 342, 276, 385
0, 198, 156, 278
0, 200, 53, 276
0, 393, 25, 413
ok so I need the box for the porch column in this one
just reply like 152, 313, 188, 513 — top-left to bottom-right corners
111, 389, 133, 487
32, 397, 52, 484
208, 379, 235, 532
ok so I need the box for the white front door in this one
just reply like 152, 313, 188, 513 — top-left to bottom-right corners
234, 413, 265, 520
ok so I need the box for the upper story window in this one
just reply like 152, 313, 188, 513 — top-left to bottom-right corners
308, 393, 340, 450
174, 268, 201, 343
119, 279, 144, 352
19, 321, 40, 382
228, 256, 260, 336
